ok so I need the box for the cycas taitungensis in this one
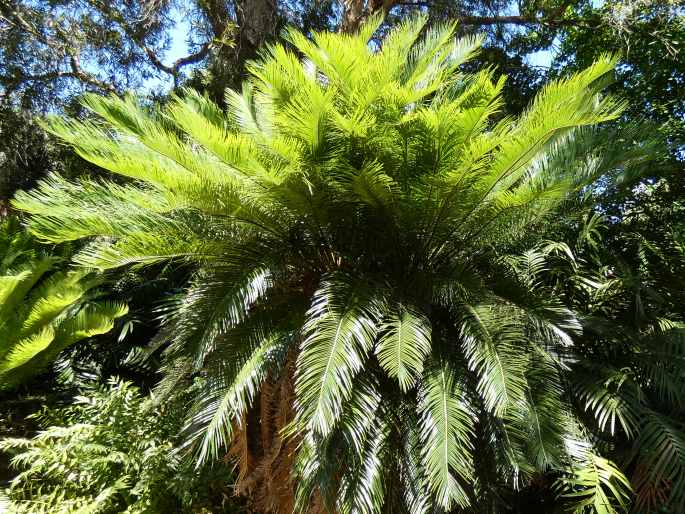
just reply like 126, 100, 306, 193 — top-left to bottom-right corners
14, 15, 656, 513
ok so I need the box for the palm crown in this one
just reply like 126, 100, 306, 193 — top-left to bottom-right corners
14, 15, 637, 512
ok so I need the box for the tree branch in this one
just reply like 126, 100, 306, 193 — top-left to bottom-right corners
2, 1, 212, 96
103, 8, 212, 83
172, 43, 211, 71
391, 1, 597, 28
68, 56, 117, 93
0, 5, 117, 96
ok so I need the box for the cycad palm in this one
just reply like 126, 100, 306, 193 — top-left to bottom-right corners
15, 16, 635, 512
0, 217, 128, 390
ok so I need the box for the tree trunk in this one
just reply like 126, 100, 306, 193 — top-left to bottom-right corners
235, 0, 279, 58
228, 349, 311, 513
197, 0, 279, 101
339, 0, 395, 34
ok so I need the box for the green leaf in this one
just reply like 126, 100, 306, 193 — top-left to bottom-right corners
295, 276, 381, 436
418, 359, 474, 509
461, 304, 529, 416
558, 453, 632, 514
376, 304, 431, 392
183, 331, 288, 465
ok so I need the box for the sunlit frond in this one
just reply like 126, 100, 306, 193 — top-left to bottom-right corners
375, 304, 431, 391
295, 276, 382, 436
418, 359, 474, 509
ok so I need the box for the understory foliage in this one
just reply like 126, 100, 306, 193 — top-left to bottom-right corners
548, 207, 685, 513
12, 14, 683, 512
0, 217, 127, 390
0, 378, 241, 513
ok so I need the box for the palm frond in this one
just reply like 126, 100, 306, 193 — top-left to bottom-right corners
557, 453, 632, 514
418, 359, 474, 509
183, 331, 290, 465
295, 276, 382, 436
460, 304, 529, 416
375, 304, 431, 392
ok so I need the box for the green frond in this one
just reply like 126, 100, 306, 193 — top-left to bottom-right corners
521, 360, 572, 471
635, 326, 685, 408
0, 258, 56, 317
0, 326, 55, 383
0, 218, 127, 390
0, 300, 128, 390
334, 160, 400, 213
337, 376, 383, 457
295, 276, 382, 436
181, 267, 273, 365
483, 55, 623, 191
19, 273, 87, 337
53, 301, 129, 349
634, 410, 685, 509
558, 453, 632, 514
399, 423, 431, 514
573, 367, 641, 438
460, 304, 529, 416
375, 304, 431, 391
183, 331, 289, 465
338, 413, 389, 514
418, 359, 474, 509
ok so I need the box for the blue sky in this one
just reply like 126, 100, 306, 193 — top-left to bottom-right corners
524, 0, 605, 68
167, 9, 193, 64
527, 47, 556, 69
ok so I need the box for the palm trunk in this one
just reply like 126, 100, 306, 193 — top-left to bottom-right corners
229, 349, 305, 513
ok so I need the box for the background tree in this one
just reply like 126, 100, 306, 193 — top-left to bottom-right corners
0, 0, 286, 109
3, 0, 680, 111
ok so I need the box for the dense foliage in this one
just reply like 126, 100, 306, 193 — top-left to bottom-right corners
0, 378, 241, 513
0, 216, 128, 390
0, 1, 683, 513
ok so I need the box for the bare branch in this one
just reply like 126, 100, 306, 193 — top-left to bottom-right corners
391, 1, 596, 28
172, 43, 211, 70
68, 56, 117, 93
